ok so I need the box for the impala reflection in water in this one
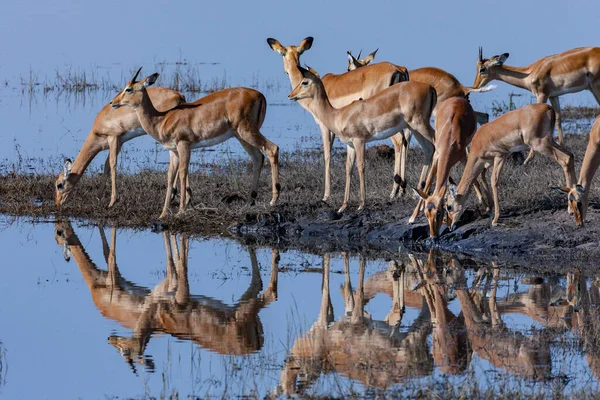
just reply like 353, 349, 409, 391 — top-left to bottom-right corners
54, 220, 279, 373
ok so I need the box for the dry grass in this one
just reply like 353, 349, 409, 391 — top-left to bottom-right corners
0, 133, 594, 236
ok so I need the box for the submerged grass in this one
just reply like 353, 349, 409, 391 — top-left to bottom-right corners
0, 133, 594, 236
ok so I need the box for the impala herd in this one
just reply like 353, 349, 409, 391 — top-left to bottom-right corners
54, 38, 600, 238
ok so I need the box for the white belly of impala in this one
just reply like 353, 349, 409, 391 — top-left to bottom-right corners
191, 129, 234, 149
121, 128, 146, 142
368, 125, 402, 143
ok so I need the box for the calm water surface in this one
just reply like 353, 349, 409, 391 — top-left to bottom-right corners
0, 217, 599, 398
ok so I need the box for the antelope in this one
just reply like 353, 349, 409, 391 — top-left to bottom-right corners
54, 220, 279, 372
412, 97, 489, 237
555, 115, 600, 226
288, 66, 436, 212
110, 68, 280, 219
55, 87, 185, 207
267, 37, 421, 200
446, 103, 576, 228
346, 50, 493, 125
473, 47, 600, 145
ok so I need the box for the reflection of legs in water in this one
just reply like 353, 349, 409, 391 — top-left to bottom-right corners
385, 260, 405, 328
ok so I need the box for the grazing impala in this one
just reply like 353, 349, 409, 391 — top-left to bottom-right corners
267, 37, 419, 200
412, 97, 489, 237
473, 47, 600, 145
55, 87, 185, 207
346, 50, 493, 125
288, 66, 436, 212
54, 220, 279, 372
555, 115, 600, 226
110, 68, 280, 219
446, 103, 576, 228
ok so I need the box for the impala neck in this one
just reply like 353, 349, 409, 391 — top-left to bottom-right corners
134, 89, 166, 140
456, 157, 486, 201
66, 133, 107, 186
493, 64, 532, 91
306, 82, 339, 133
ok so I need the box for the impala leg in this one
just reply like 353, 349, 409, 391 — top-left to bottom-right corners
176, 142, 191, 215
400, 129, 412, 195
409, 155, 438, 224
342, 252, 354, 316
237, 125, 280, 206
355, 140, 367, 211
340, 144, 356, 213
319, 122, 335, 202
238, 138, 265, 202
490, 157, 506, 226
107, 137, 122, 208
351, 255, 366, 324
549, 96, 564, 145
460, 153, 486, 206
534, 136, 576, 187
578, 136, 600, 222
411, 127, 435, 195
479, 167, 493, 214
160, 151, 179, 219
390, 130, 409, 198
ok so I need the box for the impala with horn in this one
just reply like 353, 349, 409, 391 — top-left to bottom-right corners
110, 67, 280, 219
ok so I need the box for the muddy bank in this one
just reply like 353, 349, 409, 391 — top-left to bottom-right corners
231, 202, 600, 268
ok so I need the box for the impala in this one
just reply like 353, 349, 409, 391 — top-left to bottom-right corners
446, 103, 576, 228
267, 37, 419, 200
288, 66, 436, 212
555, 115, 600, 226
110, 68, 280, 219
473, 46, 600, 145
55, 87, 185, 207
346, 49, 494, 125
412, 97, 489, 237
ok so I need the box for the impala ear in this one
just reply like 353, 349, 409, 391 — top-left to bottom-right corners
297, 37, 314, 54
412, 187, 429, 201
551, 185, 571, 194
304, 64, 320, 78
63, 159, 73, 178
267, 38, 287, 56
143, 73, 159, 87
489, 53, 509, 66
347, 51, 358, 64
498, 53, 509, 64
362, 48, 378, 64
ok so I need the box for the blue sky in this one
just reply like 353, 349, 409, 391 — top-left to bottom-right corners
3, 0, 600, 93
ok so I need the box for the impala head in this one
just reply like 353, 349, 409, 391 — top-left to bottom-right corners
473, 47, 509, 88
445, 181, 466, 231
347, 48, 378, 71
288, 66, 321, 101
414, 187, 447, 239
54, 221, 74, 262
554, 185, 586, 226
266, 37, 314, 78
110, 67, 158, 109
55, 159, 74, 205
108, 335, 155, 374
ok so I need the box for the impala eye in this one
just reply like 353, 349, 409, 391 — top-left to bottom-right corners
57, 183, 64, 190
479, 67, 487, 74
125, 87, 133, 93
447, 205, 453, 212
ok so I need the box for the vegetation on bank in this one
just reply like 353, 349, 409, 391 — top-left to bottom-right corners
0, 134, 593, 237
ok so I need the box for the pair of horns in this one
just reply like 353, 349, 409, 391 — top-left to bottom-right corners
478, 46, 483, 62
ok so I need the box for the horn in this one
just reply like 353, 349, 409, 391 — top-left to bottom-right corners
357, 49, 362, 60
478, 47, 483, 62
131, 66, 143, 82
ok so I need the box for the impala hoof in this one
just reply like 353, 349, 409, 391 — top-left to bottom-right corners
337, 205, 347, 213
408, 216, 416, 224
